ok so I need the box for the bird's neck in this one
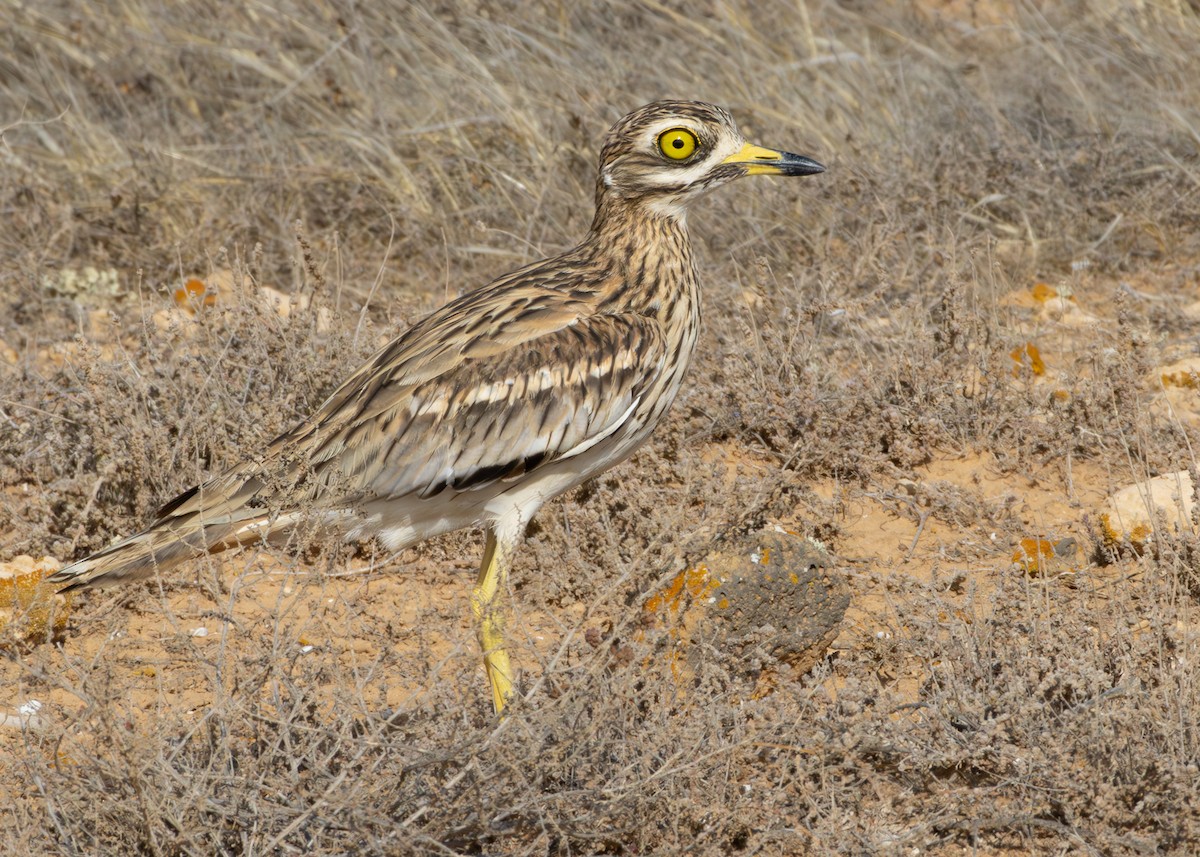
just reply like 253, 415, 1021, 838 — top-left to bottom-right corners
582, 195, 700, 322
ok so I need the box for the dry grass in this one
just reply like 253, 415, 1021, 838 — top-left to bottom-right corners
2, 0, 1200, 853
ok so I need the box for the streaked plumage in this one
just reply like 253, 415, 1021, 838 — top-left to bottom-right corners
49, 101, 824, 713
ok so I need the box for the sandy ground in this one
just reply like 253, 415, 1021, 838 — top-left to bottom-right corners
2, 321, 1185, 729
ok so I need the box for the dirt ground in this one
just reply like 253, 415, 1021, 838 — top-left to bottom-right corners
2, 1, 1199, 854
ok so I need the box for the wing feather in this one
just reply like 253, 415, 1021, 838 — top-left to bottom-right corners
165, 301, 666, 519
359, 312, 667, 500
49, 251, 674, 591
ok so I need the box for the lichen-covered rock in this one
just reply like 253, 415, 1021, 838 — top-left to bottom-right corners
1011, 536, 1080, 577
1099, 470, 1197, 551
0, 555, 72, 649
644, 529, 850, 695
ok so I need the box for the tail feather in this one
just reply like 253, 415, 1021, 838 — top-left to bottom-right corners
49, 435, 356, 592
48, 519, 245, 591
48, 470, 283, 592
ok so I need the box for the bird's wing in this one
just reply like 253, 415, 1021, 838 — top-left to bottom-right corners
51, 295, 668, 589
160, 297, 668, 521
280, 308, 667, 504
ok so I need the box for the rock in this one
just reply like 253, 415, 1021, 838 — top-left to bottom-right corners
40, 267, 122, 298
1011, 536, 1080, 577
0, 555, 72, 649
1010, 342, 1048, 378
260, 285, 332, 332
1043, 300, 1101, 329
1156, 357, 1200, 391
260, 284, 304, 318
1150, 357, 1200, 428
1003, 282, 1101, 328
172, 269, 266, 315
0, 699, 45, 733
1099, 470, 1197, 550
643, 529, 850, 695
172, 277, 216, 313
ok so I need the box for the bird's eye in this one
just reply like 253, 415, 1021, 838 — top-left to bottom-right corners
657, 128, 698, 160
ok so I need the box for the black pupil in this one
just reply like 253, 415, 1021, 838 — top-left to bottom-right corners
672, 138, 684, 149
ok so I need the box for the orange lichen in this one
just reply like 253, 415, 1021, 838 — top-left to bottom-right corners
1030, 282, 1076, 303
1098, 513, 1153, 549
1161, 370, 1199, 389
0, 557, 72, 648
641, 564, 725, 683
1011, 342, 1046, 377
1012, 538, 1056, 575
1030, 282, 1058, 302
1012, 537, 1082, 576
642, 564, 719, 616
173, 277, 218, 313
1098, 513, 1120, 546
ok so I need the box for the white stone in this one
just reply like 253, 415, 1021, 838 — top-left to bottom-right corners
1100, 470, 1197, 547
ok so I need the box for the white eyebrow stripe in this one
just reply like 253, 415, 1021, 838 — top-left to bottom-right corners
634, 126, 744, 189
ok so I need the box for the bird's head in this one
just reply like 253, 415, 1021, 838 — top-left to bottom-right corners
595, 100, 824, 220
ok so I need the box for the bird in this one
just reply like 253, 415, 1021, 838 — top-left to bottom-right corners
49, 101, 824, 714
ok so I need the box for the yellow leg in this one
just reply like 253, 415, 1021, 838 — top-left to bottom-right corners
471, 528, 514, 714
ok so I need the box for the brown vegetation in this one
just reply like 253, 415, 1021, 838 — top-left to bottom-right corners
2, 1, 1199, 853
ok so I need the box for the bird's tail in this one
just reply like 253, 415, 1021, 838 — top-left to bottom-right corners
46, 470, 289, 592
47, 516, 250, 592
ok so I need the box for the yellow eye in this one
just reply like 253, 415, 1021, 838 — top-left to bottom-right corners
658, 128, 698, 160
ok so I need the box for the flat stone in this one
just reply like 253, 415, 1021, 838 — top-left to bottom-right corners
1099, 470, 1197, 550
644, 529, 850, 693
703, 531, 849, 680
